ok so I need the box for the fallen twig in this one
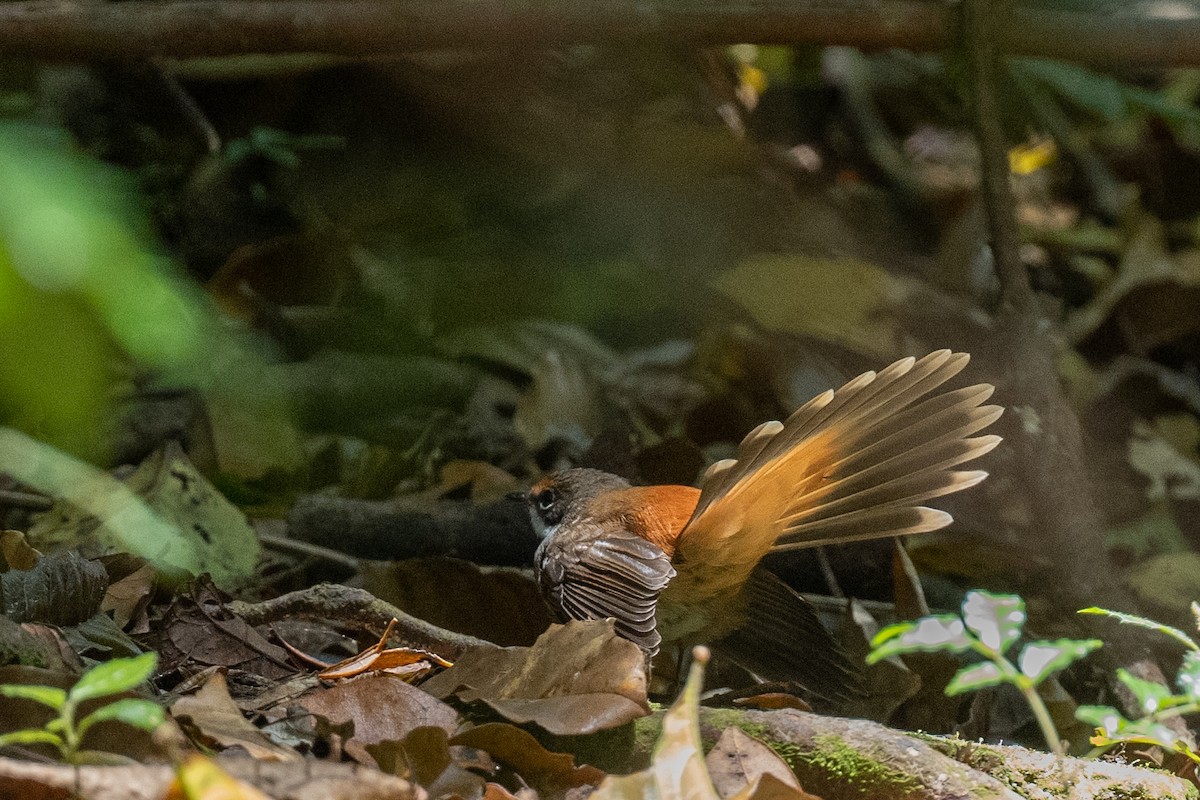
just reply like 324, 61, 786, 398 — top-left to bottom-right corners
228, 583, 489, 659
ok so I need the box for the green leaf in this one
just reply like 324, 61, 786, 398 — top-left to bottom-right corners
946, 662, 1005, 695
867, 615, 971, 664
78, 698, 164, 738
0, 684, 67, 709
1178, 652, 1200, 701
962, 591, 1026, 653
1075, 704, 1127, 735
868, 621, 917, 647
1117, 668, 1172, 715
1015, 59, 1128, 120
1018, 639, 1102, 685
1078, 606, 1199, 651
0, 728, 64, 748
69, 653, 157, 703
1095, 721, 1190, 754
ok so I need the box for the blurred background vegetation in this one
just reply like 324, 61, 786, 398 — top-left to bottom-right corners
5, 1, 1200, 644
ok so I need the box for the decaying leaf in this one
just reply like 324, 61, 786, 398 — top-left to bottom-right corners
1, 550, 107, 626
159, 580, 295, 680
101, 562, 158, 631
421, 619, 650, 735
171, 671, 299, 761
367, 726, 486, 798
0, 428, 195, 577
25, 440, 258, 585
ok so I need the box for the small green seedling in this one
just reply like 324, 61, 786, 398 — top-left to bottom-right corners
867, 590, 1101, 755
0, 651, 164, 763
1076, 606, 1200, 764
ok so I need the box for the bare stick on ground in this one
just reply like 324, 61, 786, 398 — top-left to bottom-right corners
228, 583, 489, 659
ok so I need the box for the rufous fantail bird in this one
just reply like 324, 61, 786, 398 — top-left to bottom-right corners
522, 350, 1002, 699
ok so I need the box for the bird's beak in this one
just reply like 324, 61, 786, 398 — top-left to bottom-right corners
505, 491, 528, 503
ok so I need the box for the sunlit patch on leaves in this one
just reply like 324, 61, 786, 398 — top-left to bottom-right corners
1074, 606, 1200, 763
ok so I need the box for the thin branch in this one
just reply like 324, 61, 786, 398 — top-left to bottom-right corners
966, 0, 1032, 316
2, 0, 1200, 67
963, 0, 1127, 617
227, 583, 490, 659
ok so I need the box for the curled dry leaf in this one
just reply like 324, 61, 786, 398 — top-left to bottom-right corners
0, 529, 40, 570
420, 619, 650, 735
171, 671, 299, 762
1, 550, 107, 626
317, 617, 452, 682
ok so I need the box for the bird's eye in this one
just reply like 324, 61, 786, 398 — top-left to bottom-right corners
535, 489, 557, 511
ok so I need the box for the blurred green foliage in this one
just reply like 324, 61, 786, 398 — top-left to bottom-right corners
0, 122, 267, 460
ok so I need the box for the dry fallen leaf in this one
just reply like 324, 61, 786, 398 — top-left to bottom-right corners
0, 529, 40, 570
420, 619, 650, 735
159, 579, 295, 680
164, 753, 274, 800
316, 617, 451, 682
367, 726, 487, 799
171, 671, 299, 761
590, 647, 717, 800
297, 674, 460, 764
452, 723, 606, 795
25, 441, 259, 585
705, 727, 802, 800
101, 563, 158, 631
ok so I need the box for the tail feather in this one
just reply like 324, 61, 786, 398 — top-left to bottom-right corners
712, 568, 862, 704
771, 506, 954, 551
671, 351, 999, 596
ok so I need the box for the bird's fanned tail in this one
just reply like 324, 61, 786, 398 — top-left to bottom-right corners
668, 351, 1002, 604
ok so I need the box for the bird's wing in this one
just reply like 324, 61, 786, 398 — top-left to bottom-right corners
537, 526, 676, 656
671, 350, 1001, 600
